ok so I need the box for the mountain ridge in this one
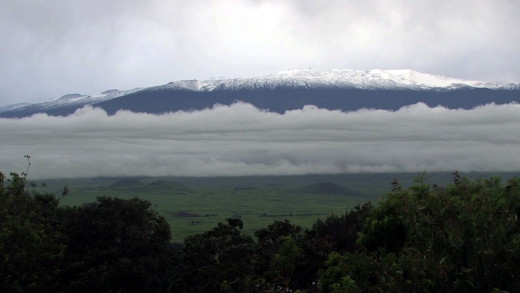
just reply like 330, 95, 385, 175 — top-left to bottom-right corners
1, 69, 519, 118
154, 69, 519, 92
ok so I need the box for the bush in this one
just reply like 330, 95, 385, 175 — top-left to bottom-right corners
321, 174, 520, 292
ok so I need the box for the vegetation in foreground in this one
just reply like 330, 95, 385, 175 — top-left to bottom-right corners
1, 171, 520, 292
30, 173, 383, 242
30, 172, 489, 242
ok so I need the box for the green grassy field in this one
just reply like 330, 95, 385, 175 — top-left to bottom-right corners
30, 172, 517, 242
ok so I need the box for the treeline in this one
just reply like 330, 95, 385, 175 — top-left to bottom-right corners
1, 171, 520, 292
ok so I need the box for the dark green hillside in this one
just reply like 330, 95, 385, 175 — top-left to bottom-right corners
107, 177, 144, 189
105, 178, 190, 194
147, 180, 190, 193
304, 182, 360, 195
29, 172, 517, 242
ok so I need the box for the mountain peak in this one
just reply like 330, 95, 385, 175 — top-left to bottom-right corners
273, 69, 499, 89
158, 69, 511, 92
1, 69, 518, 118
52, 93, 87, 102
101, 89, 120, 95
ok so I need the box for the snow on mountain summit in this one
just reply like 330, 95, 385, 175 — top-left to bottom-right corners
46, 88, 143, 105
159, 69, 512, 92
256, 69, 511, 89
1, 69, 517, 118
52, 93, 89, 102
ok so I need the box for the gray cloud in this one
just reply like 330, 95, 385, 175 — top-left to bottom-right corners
1, 0, 519, 106
1, 102, 519, 179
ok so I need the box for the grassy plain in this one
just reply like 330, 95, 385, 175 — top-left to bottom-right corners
30, 172, 516, 242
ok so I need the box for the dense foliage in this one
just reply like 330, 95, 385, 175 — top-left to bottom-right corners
320, 173, 520, 292
1, 171, 519, 292
0, 172, 65, 292
0, 172, 172, 292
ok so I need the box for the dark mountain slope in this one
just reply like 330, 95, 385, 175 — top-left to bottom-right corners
1, 69, 519, 118
95, 87, 520, 115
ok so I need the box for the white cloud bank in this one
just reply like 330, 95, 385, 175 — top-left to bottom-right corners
1, 102, 519, 179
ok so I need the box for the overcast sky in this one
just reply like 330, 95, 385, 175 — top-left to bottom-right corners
1, 102, 519, 179
1, 0, 519, 107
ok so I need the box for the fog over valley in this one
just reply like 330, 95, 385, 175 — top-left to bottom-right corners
1, 102, 519, 179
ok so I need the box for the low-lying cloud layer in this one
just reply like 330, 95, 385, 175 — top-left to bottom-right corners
1, 102, 519, 179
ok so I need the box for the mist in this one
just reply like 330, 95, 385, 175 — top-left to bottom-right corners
1, 102, 519, 179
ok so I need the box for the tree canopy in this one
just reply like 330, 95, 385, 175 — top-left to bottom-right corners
320, 173, 520, 292
1, 170, 519, 292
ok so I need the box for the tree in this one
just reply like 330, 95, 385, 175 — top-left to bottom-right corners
0, 172, 65, 292
321, 174, 520, 292
174, 218, 257, 293
0, 170, 174, 292
58, 196, 173, 293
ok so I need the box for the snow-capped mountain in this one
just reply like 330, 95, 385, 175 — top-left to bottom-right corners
1, 70, 518, 118
157, 69, 517, 92
0, 88, 143, 118
39, 88, 143, 110
0, 102, 32, 112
